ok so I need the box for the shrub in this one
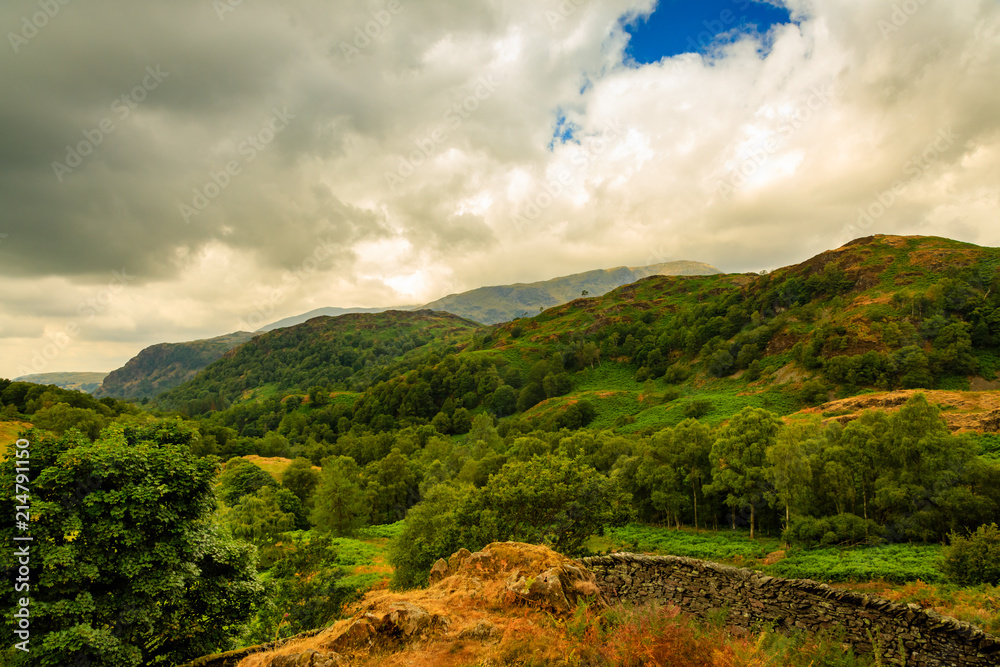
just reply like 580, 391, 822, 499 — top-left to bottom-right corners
785, 514, 883, 547
942, 523, 1000, 585
683, 399, 713, 419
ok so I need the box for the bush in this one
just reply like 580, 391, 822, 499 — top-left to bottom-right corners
682, 399, 713, 419
942, 523, 1000, 585
785, 514, 883, 548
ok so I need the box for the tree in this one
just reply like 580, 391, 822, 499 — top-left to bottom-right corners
476, 454, 633, 555
0, 424, 263, 667
766, 420, 816, 531
227, 486, 297, 554
217, 458, 278, 506
942, 523, 1000, 585
388, 483, 479, 589
281, 457, 320, 505
673, 419, 714, 529
311, 456, 368, 536
707, 407, 782, 538
488, 384, 517, 417
31, 403, 107, 440
365, 448, 419, 525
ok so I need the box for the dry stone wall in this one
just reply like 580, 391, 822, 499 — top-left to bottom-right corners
579, 553, 1000, 667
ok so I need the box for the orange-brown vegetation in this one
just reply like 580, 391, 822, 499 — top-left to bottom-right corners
234, 543, 867, 667
802, 389, 1000, 432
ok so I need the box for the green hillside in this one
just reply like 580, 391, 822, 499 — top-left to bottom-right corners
95, 331, 256, 401
156, 310, 480, 413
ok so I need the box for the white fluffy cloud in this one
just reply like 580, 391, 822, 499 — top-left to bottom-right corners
1, 0, 998, 377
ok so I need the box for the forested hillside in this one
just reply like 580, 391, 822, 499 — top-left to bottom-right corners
95, 331, 255, 401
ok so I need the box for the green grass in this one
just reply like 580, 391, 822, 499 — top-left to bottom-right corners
765, 544, 945, 583
594, 524, 945, 584
596, 524, 780, 561
282, 525, 398, 590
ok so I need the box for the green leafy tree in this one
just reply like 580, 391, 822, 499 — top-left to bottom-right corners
365, 448, 419, 524
673, 419, 714, 529
476, 454, 633, 555
281, 457, 320, 505
707, 407, 782, 538
217, 458, 278, 506
942, 523, 1000, 585
227, 486, 297, 558
488, 384, 517, 417
243, 534, 353, 643
31, 403, 107, 440
0, 425, 263, 667
311, 455, 368, 536
766, 420, 816, 530
388, 483, 478, 589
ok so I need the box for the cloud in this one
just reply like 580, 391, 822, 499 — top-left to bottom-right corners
1, 0, 999, 377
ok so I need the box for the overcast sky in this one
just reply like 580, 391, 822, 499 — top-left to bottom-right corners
1, 0, 998, 378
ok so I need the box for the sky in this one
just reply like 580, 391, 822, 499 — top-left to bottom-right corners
1, 0, 999, 379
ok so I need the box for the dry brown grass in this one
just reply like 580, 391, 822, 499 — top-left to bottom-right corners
799, 389, 1000, 432
0, 420, 31, 460
840, 580, 1000, 636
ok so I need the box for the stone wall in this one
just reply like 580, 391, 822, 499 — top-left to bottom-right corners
579, 553, 1000, 667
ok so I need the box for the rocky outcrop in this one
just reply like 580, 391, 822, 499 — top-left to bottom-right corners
429, 541, 606, 613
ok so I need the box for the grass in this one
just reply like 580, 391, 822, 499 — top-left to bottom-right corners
765, 544, 945, 584
593, 524, 946, 584
842, 580, 1000, 636
0, 420, 30, 461
281, 524, 400, 591
241, 455, 307, 480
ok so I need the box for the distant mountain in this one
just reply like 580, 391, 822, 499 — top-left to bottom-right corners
95, 332, 256, 401
258, 260, 722, 331
15, 372, 108, 394
258, 306, 414, 332
420, 260, 722, 325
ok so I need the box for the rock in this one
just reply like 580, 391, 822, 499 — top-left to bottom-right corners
329, 602, 448, 653
429, 558, 449, 584
458, 620, 501, 641
443, 542, 607, 613
448, 548, 473, 572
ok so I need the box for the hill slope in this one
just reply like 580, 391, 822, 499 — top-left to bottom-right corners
157, 310, 480, 412
258, 307, 414, 332
95, 332, 255, 401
